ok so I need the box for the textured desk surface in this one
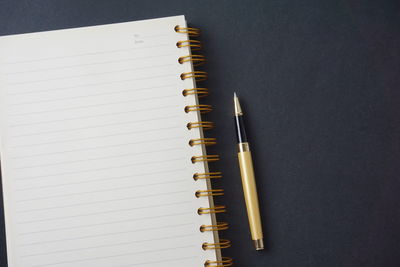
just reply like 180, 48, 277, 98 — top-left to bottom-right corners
1, 1, 399, 266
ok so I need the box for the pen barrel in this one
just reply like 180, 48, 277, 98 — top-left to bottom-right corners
237, 143, 263, 242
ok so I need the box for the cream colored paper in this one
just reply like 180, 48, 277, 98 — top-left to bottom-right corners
0, 16, 218, 267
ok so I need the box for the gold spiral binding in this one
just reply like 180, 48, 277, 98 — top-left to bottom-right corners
189, 138, 217, 146
175, 25, 201, 37
200, 222, 229, 232
183, 88, 209, 97
198, 205, 226, 215
204, 257, 234, 267
176, 40, 202, 50
179, 55, 206, 66
181, 71, 208, 82
177, 24, 232, 266
193, 172, 223, 180
191, 155, 220, 163
202, 239, 231, 250
185, 104, 213, 114
187, 121, 215, 130
195, 189, 224, 198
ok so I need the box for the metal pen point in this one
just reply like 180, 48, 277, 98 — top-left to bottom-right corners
234, 92, 264, 251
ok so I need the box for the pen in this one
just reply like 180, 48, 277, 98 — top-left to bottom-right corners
234, 93, 264, 250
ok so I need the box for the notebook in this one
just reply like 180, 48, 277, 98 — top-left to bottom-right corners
0, 15, 232, 267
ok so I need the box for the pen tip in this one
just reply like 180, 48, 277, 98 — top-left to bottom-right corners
234, 93, 243, 116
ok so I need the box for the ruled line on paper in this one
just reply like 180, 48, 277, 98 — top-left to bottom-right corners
17, 182, 187, 213
8, 84, 175, 109
15, 145, 184, 169
11, 114, 178, 137
15, 191, 187, 213
17, 200, 191, 224
31, 245, 197, 267
19, 222, 194, 246
10, 88, 176, 108
15, 167, 185, 193
7, 62, 175, 86
16, 189, 189, 214
5, 74, 174, 105
10, 103, 178, 128
10, 125, 181, 149
10, 126, 181, 151
117, 256, 196, 267
3, 51, 174, 76
11, 136, 181, 159
22, 233, 194, 257
2, 42, 172, 65
18, 211, 192, 235
17, 184, 187, 213
15, 156, 186, 181
16, 180, 188, 203
8, 74, 176, 96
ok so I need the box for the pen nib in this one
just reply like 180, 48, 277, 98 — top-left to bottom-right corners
234, 92, 243, 116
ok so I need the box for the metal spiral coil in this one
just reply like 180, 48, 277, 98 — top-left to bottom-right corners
176, 24, 232, 266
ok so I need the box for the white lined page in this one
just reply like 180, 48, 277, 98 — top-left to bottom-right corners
0, 16, 218, 267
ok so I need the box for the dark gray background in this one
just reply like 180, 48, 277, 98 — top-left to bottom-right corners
1, 0, 399, 266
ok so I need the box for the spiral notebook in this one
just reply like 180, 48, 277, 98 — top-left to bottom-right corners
0, 16, 232, 267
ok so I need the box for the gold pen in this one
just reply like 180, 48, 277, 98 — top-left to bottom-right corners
234, 93, 264, 250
